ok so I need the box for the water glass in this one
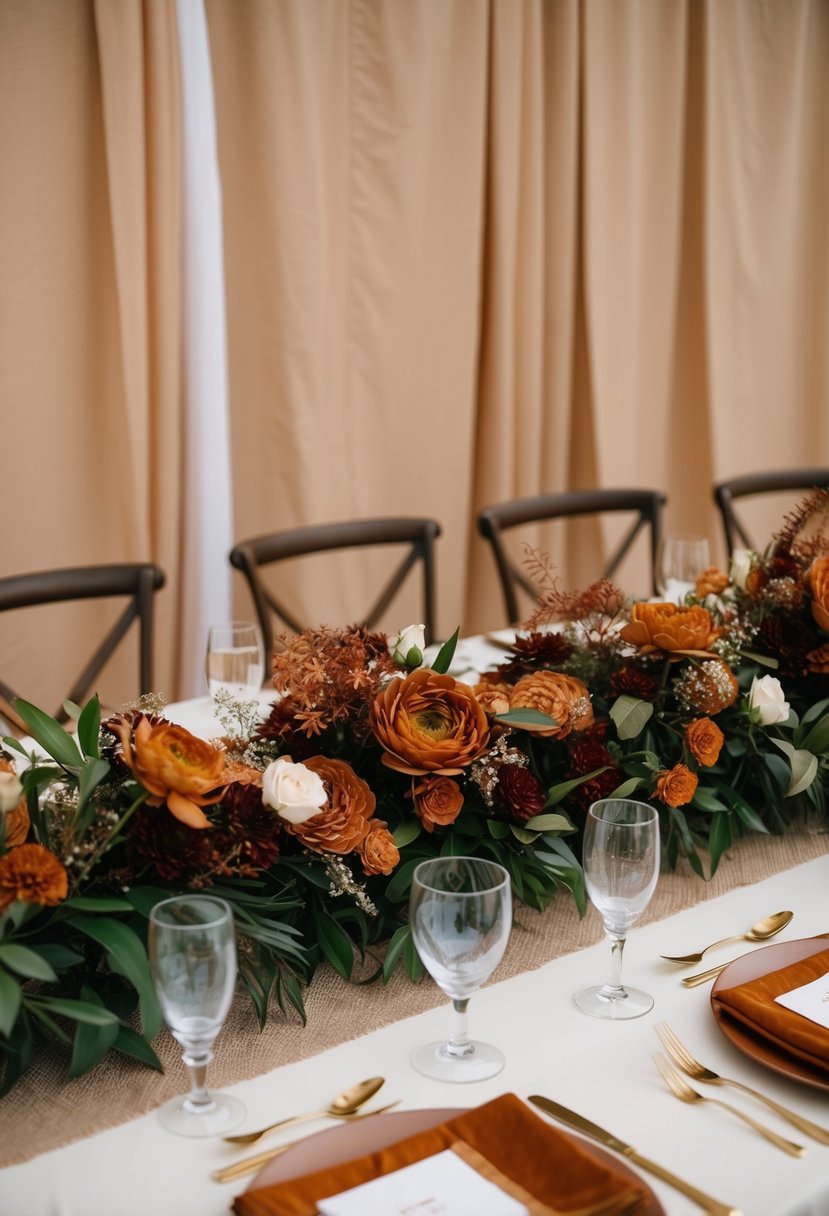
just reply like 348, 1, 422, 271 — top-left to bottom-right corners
205, 621, 265, 699
656, 534, 711, 602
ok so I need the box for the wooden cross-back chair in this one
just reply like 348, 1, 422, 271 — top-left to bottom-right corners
713, 469, 829, 558
229, 517, 441, 660
0, 563, 165, 732
478, 488, 666, 625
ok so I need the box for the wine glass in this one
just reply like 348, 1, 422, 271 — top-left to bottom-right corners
574, 799, 660, 1020
148, 895, 245, 1136
656, 534, 710, 602
205, 621, 265, 699
409, 856, 512, 1082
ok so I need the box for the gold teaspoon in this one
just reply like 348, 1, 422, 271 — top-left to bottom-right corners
223, 1076, 385, 1146
660, 910, 793, 964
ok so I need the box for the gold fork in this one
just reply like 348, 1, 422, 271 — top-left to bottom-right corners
657, 1022, 829, 1146
653, 1053, 806, 1157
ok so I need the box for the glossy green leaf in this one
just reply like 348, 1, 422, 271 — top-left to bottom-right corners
800, 714, 829, 757
770, 737, 819, 797
544, 767, 608, 807
608, 776, 643, 799
0, 1012, 34, 1095
382, 923, 411, 982
112, 1025, 164, 1071
312, 910, 354, 980
486, 820, 510, 840
509, 824, 537, 844
430, 628, 459, 675
610, 695, 654, 741
77, 757, 110, 815
71, 916, 162, 1038
68, 986, 120, 1077
691, 788, 729, 813
64, 896, 135, 913
35, 943, 85, 970
77, 696, 102, 758
392, 820, 422, 848
0, 968, 22, 1036
707, 813, 732, 878
493, 708, 559, 731
12, 700, 82, 768
383, 857, 425, 904
29, 996, 118, 1027
523, 812, 573, 833
0, 943, 58, 983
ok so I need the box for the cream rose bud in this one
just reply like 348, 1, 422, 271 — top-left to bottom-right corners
729, 548, 753, 590
391, 623, 426, 668
261, 757, 327, 824
0, 770, 23, 813
748, 675, 791, 726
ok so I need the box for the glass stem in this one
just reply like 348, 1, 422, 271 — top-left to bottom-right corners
600, 933, 627, 999
445, 997, 474, 1058
181, 1042, 216, 1114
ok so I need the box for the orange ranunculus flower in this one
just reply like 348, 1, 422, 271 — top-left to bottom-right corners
807, 556, 829, 633
685, 718, 724, 767
471, 679, 511, 717
411, 776, 464, 833
369, 668, 490, 776
674, 658, 740, 715
359, 821, 399, 876
0, 759, 29, 847
0, 843, 68, 911
695, 567, 730, 598
288, 756, 374, 854
508, 671, 594, 740
807, 643, 829, 674
619, 603, 720, 658
111, 716, 226, 829
654, 763, 698, 808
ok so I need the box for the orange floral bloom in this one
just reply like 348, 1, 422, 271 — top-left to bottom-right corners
0, 758, 29, 847
369, 669, 490, 776
674, 659, 740, 715
654, 764, 698, 808
111, 716, 226, 829
471, 679, 511, 717
508, 671, 594, 740
807, 556, 829, 633
695, 567, 729, 598
288, 756, 374, 854
0, 843, 68, 911
411, 776, 464, 833
619, 603, 720, 658
685, 717, 724, 767
359, 821, 399, 876
807, 642, 829, 674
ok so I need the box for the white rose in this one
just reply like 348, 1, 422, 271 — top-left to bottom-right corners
0, 770, 22, 813
261, 757, 327, 824
730, 548, 753, 590
391, 623, 426, 668
748, 675, 791, 726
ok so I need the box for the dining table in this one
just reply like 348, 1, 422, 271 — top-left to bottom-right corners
2, 635, 828, 1216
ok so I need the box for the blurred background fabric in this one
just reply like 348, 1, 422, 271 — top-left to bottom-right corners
1, 0, 828, 706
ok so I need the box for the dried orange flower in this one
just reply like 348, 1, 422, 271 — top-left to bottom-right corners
370, 669, 490, 776
359, 821, 399, 876
685, 718, 724, 767
288, 756, 374, 854
110, 716, 226, 829
0, 758, 29, 847
411, 776, 464, 833
674, 659, 739, 715
0, 843, 68, 911
619, 603, 720, 657
807, 556, 829, 633
695, 567, 729, 598
508, 671, 594, 740
654, 764, 698, 808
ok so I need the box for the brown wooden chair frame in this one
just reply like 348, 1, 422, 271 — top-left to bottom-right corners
713, 469, 829, 557
478, 488, 666, 625
229, 517, 441, 660
0, 563, 165, 729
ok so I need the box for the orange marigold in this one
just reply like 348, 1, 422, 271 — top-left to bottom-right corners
695, 567, 730, 598
0, 843, 68, 911
674, 659, 739, 715
359, 821, 400, 876
807, 555, 829, 633
685, 717, 724, 767
369, 669, 490, 776
288, 756, 374, 854
619, 603, 720, 657
411, 776, 464, 833
508, 671, 594, 740
654, 764, 698, 808
110, 716, 226, 829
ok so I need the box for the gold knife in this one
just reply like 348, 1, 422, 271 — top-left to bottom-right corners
527, 1094, 741, 1216
681, 962, 729, 987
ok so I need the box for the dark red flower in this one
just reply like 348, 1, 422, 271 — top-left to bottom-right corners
218, 781, 282, 870
755, 615, 817, 679
127, 805, 216, 883
495, 765, 545, 824
567, 736, 621, 813
610, 665, 658, 700
255, 697, 318, 759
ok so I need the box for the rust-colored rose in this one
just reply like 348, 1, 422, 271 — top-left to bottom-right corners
471, 680, 511, 717
495, 764, 545, 824
654, 764, 698, 808
0, 758, 29, 847
288, 756, 374, 854
695, 567, 730, 598
808, 556, 829, 633
685, 718, 724, 767
807, 643, 829, 674
412, 776, 464, 832
370, 668, 490, 776
674, 659, 740, 715
0, 843, 68, 911
359, 821, 399, 876
620, 603, 720, 657
111, 716, 226, 829
508, 671, 594, 740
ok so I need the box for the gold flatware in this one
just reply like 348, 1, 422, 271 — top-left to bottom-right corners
653, 1054, 806, 1157
681, 961, 731, 987
656, 1022, 829, 1145
223, 1075, 385, 1145
213, 1101, 401, 1182
527, 1094, 741, 1215
660, 911, 793, 964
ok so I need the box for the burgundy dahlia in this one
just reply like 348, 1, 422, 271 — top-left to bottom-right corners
495, 764, 545, 824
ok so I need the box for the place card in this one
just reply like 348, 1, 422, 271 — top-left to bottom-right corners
775, 969, 829, 1030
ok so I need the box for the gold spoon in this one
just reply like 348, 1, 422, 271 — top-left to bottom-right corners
223, 1076, 385, 1146
659, 910, 793, 964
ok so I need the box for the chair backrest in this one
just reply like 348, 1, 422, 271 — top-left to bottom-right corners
478, 488, 666, 625
713, 470, 829, 557
0, 563, 165, 729
229, 518, 441, 659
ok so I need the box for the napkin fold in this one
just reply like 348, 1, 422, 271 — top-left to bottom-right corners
712, 940, 829, 1083
232, 1093, 649, 1216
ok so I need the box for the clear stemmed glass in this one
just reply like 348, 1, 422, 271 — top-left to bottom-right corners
574, 799, 660, 1020
409, 856, 512, 1082
148, 895, 245, 1136
656, 534, 711, 602
205, 621, 265, 699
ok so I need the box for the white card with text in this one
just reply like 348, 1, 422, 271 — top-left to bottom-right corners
775, 970, 829, 1030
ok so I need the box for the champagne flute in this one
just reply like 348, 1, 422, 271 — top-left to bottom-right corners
574, 799, 660, 1020
409, 856, 511, 1082
656, 534, 711, 602
148, 895, 245, 1136
205, 621, 265, 699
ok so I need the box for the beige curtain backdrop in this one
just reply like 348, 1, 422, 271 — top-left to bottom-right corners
1, 0, 828, 703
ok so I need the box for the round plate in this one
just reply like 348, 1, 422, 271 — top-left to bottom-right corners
711, 935, 829, 1092
247, 1105, 665, 1214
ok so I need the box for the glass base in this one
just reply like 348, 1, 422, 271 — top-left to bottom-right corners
573, 984, 654, 1020
412, 1039, 505, 1083
156, 1091, 246, 1137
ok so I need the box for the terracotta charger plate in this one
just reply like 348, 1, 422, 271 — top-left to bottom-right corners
247, 1105, 665, 1215
711, 935, 829, 1093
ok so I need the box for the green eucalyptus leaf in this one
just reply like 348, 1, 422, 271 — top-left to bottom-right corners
770, 737, 819, 797
493, 708, 559, 731
610, 695, 654, 741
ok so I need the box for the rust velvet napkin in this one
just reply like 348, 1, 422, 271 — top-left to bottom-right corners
712, 941, 829, 1082
232, 1093, 649, 1216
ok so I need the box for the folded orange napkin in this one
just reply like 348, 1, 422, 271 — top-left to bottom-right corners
712, 940, 829, 1083
232, 1093, 649, 1216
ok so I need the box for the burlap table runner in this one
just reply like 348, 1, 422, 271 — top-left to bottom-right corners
2, 827, 825, 1167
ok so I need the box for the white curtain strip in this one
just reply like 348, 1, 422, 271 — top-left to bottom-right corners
175, 0, 234, 696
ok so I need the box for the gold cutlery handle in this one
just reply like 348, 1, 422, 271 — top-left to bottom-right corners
723, 1078, 829, 1146
681, 961, 729, 987
625, 1149, 741, 1216
213, 1142, 292, 1183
